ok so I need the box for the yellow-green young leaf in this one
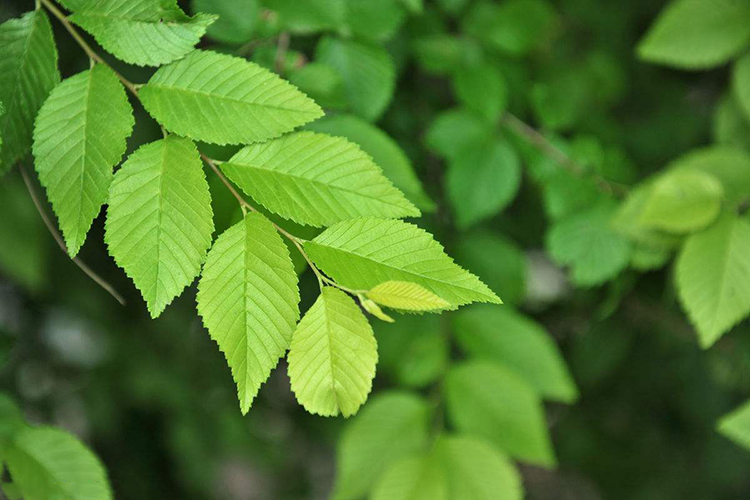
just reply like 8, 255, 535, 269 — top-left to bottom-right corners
288, 287, 378, 417
333, 392, 430, 500
718, 399, 750, 451
316, 36, 395, 121
432, 435, 523, 500
69, 0, 216, 67
452, 305, 578, 403
637, 0, 750, 69
733, 52, 750, 122
105, 136, 213, 318
139, 50, 323, 145
3, 426, 112, 500
676, 212, 750, 348
34, 65, 134, 257
361, 298, 395, 323
547, 201, 631, 287
196, 213, 300, 414
0, 10, 59, 174
371, 454, 447, 500
639, 169, 724, 233
220, 131, 419, 227
445, 361, 555, 468
305, 218, 501, 308
367, 281, 450, 311
306, 114, 435, 211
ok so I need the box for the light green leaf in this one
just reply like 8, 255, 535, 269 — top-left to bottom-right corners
305, 218, 501, 308
371, 455, 447, 500
140, 50, 323, 145
452, 65, 507, 123
333, 392, 430, 500
718, 399, 750, 450
316, 37, 395, 121
4, 426, 112, 500
196, 213, 300, 413
455, 231, 527, 305
452, 305, 578, 403
676, 212, 750, 348
105, 136, 213, 318
192, 0, 258, 45
361, 298, 395, 323
69, 0, 216, 66
445, 360, 555, 467
0, 10, 59, 174
307, 114, 434, 211
433, 435, 523, 500
637, 0, 750, 69
612, 182, 683, 249
462, 0, 556, 56
424, 108, 493, 161
34, 64, 134, 257
447, 137, 520, 229
639, 169, 723, 233
669, 147, 750, 207
367, 281, 449, 311
374, 315, 446, 388
547, 201, 631, 286
733, 52, 750, 122
288, 287, 377, 417
221, 131, 419, 227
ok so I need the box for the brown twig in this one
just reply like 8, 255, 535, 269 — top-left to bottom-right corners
19, 165, 126, 305
274, 32, 290, 74
500, 112, 628, 197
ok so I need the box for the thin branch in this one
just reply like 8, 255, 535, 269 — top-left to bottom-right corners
40, 0, 140, 98
274, 32, 290, 74
500, 112, 628, 197
19, 165, 126, 306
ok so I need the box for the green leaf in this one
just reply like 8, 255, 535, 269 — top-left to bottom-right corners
0, 10, 59, 174
447, 137, 520, 228
288, 287, 377, 417
714, 92, 750, 150
316, 37, 395, 121
344, 0, 406, 42
192, 0, 258, 45
452, 305, 578, 403
105, 136, 213, 318
718, 399, 750, 450
462, 0, 556, 56
454, 231, 527, 305
452, 65, 507, 123
412, 36, 481, 76
196, 212, 300, 413
612, 182, 683, 249
639, 169, 723, 233
139, 50, 323, 145
220, 131, 419, 227
637, 0, 750, 69
424, 108, 493, 161
676, 212, 750, 348
371, 454, 447, 500
4, 426, 112, 500
288, 63, 347, 110
445, 360, 556, 467
733, 52, 750, 122
547, 201, 631, 286
305, 218, 501, 308
361, 298, 395, 323
367, 281, 450, 311
33, 64, 134, 257
374, 315, 446, 388
264, 0, 346, 34
306, 114, 434, 211
69, 0, 216, 66
433, 435, 523, 500
333, 392, 430, 500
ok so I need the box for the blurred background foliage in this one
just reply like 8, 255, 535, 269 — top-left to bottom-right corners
3, 0, 750, 498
